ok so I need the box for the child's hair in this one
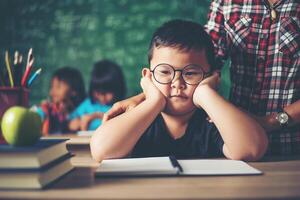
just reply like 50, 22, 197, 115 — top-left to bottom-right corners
52, 66, 86, 108
148, 19, 216, 70
89, 60, 126, 104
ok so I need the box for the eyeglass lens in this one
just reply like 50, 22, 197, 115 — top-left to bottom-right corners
152, 64, 204, 85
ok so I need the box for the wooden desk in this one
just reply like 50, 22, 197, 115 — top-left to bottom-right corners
0, 151, 299, 200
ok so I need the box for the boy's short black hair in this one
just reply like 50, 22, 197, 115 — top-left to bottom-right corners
89, 60, 126, 105
148, 19, 216, 70
52, 66, 86, 108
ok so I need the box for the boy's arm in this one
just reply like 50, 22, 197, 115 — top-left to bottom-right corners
90, 71, 165, 162
194, 73, 268, 161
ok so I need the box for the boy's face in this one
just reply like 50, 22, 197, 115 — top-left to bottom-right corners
49, 77, 71, 104
149, 46, 210, 115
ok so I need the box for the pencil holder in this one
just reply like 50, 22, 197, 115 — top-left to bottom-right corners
0, 87, 29, 143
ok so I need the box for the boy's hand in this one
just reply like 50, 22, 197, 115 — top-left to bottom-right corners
140, 69, 166, 108
198, 70, 221, 90
193, 71, 221, 107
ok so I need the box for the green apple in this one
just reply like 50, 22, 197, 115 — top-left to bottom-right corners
1, 106, 42, 146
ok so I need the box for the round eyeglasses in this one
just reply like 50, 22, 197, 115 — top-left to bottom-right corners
150, 63, 211, 85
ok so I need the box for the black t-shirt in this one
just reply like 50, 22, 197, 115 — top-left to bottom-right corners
131, 109, 224, 159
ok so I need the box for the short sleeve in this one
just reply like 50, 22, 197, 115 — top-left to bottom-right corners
68, 99, 88, 120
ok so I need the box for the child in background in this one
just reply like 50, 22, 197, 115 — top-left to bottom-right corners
34, 67, 86, 135
69, 60, 126, 131
90, 19, 268, 162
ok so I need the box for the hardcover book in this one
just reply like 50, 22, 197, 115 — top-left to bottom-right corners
0, 139, 69, 169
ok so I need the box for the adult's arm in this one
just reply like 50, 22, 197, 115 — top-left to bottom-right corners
102, 93, 145, 122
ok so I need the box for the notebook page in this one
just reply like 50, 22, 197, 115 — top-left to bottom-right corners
96, 157, 178, 176
178, 159, 262, 175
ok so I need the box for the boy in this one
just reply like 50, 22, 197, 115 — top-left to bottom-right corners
90, 19, 268, 162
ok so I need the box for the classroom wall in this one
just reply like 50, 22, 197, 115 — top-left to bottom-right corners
0, 0, 230, 105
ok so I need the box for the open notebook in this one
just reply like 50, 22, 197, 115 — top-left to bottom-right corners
95, 156, 262, 177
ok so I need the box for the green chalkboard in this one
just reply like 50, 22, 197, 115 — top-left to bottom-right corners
0, 0, 230, 105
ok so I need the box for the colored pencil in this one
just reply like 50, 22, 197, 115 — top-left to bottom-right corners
21, 48, 34, 87
5, 51, 14, 87
14, 51, 23, 86
27, 68, 42, 86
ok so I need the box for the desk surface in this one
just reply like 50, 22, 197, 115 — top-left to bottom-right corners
0, 136, 300, 200
42, 134, 91, 145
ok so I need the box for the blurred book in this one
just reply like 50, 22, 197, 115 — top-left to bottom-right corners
0, 139, 69, 169
0, 153, 73, 189
96, 156, 262, 177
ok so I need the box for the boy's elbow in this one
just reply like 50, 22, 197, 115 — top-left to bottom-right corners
90, 138, 104, 162
247, 128, 269, 161
236, 145, 268, 161
90, 131, 110, 162
249, 135, 269, 161
226, 147, 267, 161
241, 128, 269, 161
90, 130, 126, 162
225, 132, 269, 161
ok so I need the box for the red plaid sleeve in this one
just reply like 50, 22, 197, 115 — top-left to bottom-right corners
205, 0, 230, 69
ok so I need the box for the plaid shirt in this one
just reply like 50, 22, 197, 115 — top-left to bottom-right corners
205, 0, 300, 155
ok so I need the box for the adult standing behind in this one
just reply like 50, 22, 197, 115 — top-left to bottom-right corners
103, 0, 300, 156
205, 0, 300, 155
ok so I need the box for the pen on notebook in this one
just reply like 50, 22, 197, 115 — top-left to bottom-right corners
21, 48, 34, 87
5, 51, 14, 87
27, 68, 42, 86
169, 156, 183, 173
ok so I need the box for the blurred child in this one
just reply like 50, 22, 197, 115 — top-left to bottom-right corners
90, 19, 268, 162
34, 66, 86, 135
69, 60, 126, 131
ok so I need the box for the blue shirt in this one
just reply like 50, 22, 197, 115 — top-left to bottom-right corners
69, 98, 111, 130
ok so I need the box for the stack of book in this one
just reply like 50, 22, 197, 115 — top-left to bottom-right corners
0, 139, 74, 189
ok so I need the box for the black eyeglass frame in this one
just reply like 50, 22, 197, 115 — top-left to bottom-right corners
150, 63, 211, 85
